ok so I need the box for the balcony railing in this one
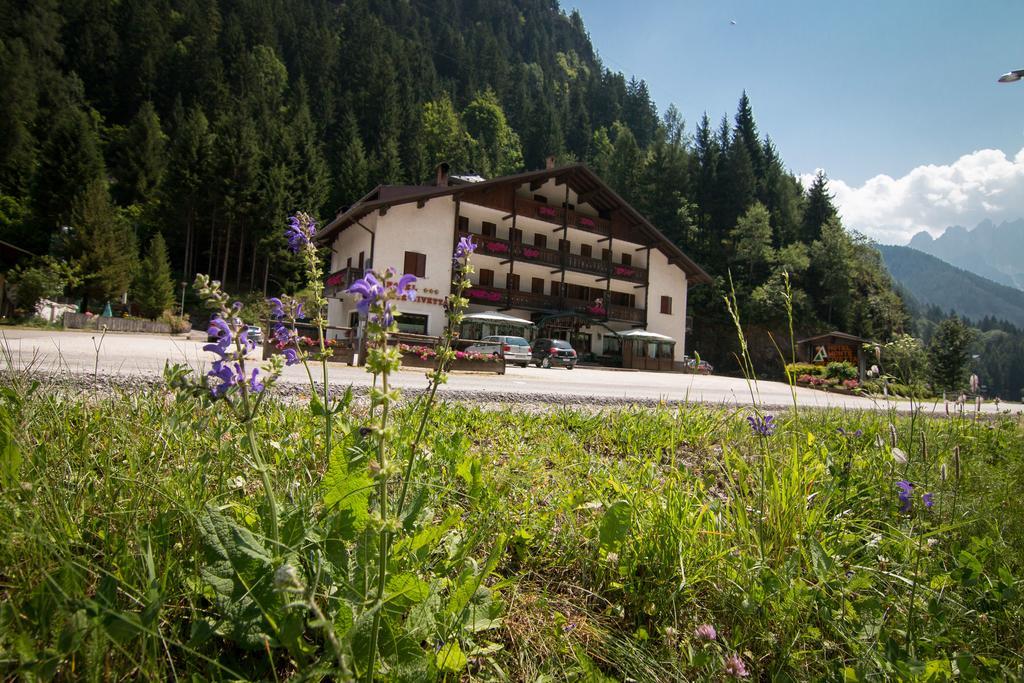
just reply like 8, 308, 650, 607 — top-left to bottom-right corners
465, 284, 646, 324
463, 231, 646, 284
465, 196, 613, 236
324, 267, 358, 297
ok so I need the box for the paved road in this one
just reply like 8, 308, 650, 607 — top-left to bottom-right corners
0, 328, 1016, 413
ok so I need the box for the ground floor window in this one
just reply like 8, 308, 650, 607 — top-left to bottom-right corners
349, 311, 360, 328
397, 313, 428, 335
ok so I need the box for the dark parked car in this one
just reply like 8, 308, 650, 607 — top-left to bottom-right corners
532, 338, 577, 369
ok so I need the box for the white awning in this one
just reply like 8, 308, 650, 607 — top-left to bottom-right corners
463, 311, 535, 326
616, 329, 676, 343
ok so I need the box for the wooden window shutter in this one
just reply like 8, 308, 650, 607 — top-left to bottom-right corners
622, 253, 632, 266
479, 268, 494, 287
661, 296, 672, 315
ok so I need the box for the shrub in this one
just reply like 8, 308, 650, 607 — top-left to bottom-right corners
825, 361, 857, 381
157, 311, 192, 333
786, 362, 825, 380
843, 378, 859, 390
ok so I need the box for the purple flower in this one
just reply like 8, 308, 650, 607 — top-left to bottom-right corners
248, 368, 264, 393
239, 325, 256, 353
747, 414, 776, 437
836, 427, 864, 438
694, 624, 717, 641
454, 235, 476, 261
723, 654, 749, 678
285, 213, 316, 253
897, 480, 914, 513
922, 492, 934, 508
282, 347, 300, 366
268, 297, 284, 319
347, 272, 384, 316
272, 322, 293, 346
397, 273, 417, 302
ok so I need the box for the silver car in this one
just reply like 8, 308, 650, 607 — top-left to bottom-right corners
465, 335, 532, 367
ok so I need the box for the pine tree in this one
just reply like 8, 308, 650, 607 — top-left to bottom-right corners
928, 316, 974, 392
32, 107, 106, 248
331, 110, 370, 208
134, 231, 175, 318
113, 100, 168, 205
802, 170, 837, 243
63, 180, 139, 305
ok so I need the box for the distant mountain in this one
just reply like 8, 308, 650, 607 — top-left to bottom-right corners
877, 244, 1024, 328
908, 218, 1024, 290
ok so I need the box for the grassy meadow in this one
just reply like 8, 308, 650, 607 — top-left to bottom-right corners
1, 373, 1023, 681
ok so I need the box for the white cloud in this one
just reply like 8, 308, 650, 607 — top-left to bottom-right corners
800, 147, 1024, 244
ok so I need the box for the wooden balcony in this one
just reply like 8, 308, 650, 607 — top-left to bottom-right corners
466, 196, 613, 237
462, 231, 647, 284
324, 267, 358, 297
465, 284, 646, 324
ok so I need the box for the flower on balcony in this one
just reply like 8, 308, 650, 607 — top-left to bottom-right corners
484, 241, 509, 254
586, 304, 606, 316
613, 265, 636, 277
467, 288, 504, 302
537, 205, 559, 218
521, 246, 541, 258
325, 270, 347, 288
578, 216, 596, 228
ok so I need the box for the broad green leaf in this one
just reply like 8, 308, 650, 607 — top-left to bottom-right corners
385, 573, 430, 611
322, 455, 372, 538
197, 505, 281, 649
599, 500, 632, 552
435, 641, 467, 673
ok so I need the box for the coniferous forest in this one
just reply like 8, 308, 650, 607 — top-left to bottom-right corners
1, 0, 1020, 390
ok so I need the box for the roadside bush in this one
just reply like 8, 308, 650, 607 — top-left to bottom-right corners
157, 311, 191, 333
785, 362, 824, 380
825, 361, 857, 380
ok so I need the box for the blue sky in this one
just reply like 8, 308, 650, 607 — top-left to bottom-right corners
565, 1, 1024, 242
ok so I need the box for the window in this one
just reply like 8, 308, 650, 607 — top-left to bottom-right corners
550, 280, 563, 296
509, 227, 523, 243
346, 256, 352, 270
358, 251, 365, 270
403, 251, 426, 278
479, 268, 494, 287
397, 313, 428, 335
580, 244, 592, 258
458, 216, 469, 231
602, 248, 611, 262
534, 233, 547, 249
482, 221, 496, 237
533, 194, 547, 203
622, 253, 632, 266
558, 238, 570, 253
506, 273, 520, 290
661, 295, 672, 315
531, 277, 545, 294
349, 312, 360, 328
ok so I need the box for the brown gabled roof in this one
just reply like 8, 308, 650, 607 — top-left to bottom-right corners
317, 163, 712, 284
797, 331, 873, 345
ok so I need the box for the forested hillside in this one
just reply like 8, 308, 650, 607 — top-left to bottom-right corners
1, 0, 907, 368
878, 245, 1024, 329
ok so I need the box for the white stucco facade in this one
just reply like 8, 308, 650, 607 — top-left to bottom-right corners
322, 168, 705, 364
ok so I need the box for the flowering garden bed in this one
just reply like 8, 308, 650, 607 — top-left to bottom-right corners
398, 343, 505, 374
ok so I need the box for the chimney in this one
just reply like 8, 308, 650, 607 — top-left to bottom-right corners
545, 155, 556, 170
435, 162, 450, 187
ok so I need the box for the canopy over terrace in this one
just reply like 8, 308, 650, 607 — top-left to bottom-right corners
617, 328, 677, 371
460, 311, 534, 340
